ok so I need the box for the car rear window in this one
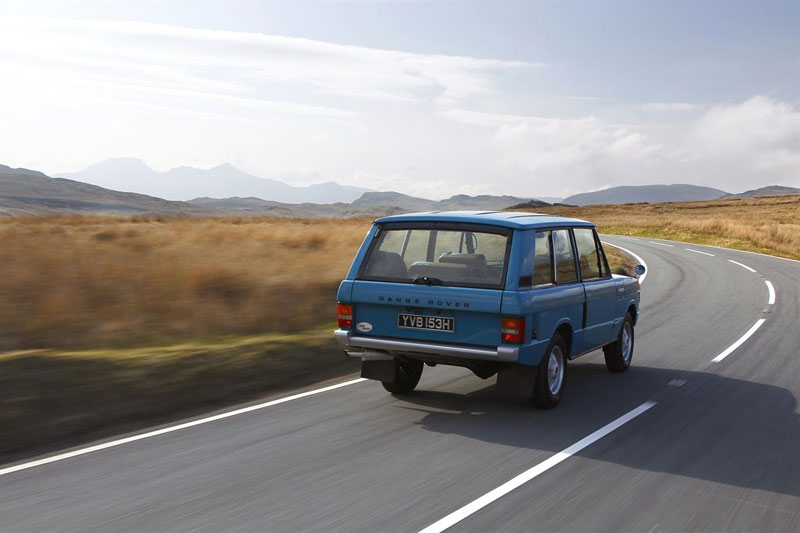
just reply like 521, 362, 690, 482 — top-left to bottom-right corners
358, 224, 511, 289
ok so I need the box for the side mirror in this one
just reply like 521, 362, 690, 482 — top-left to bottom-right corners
634, 265, 646, 277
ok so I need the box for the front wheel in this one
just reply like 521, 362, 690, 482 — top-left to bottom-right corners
604, 313, 634, 372
382, 360, 423, 394
531, 334, 567, 409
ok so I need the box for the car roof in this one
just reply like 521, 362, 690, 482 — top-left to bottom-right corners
374, 211, 594, 229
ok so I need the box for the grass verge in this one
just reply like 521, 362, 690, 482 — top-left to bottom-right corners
0, 326, 358, 458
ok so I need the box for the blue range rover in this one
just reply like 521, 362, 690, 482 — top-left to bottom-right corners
335, 211, 643, 408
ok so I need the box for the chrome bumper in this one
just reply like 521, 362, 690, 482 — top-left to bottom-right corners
334, 329, 519, 363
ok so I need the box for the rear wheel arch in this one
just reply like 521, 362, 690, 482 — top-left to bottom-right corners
627, 305, 638, 325
554, 323, 573, 357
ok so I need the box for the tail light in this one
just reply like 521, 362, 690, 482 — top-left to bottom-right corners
337, 303, 353, 328
501, 317, 525, 344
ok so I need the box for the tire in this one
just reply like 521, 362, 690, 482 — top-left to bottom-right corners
604, 313, 634, 372
531, 334, 567, 409
382, 360, 424, 394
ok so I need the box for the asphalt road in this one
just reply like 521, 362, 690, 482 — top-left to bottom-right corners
2, 236, 798, 532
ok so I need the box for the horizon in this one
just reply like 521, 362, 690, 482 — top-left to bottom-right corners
42, 156, 794, 201
0, 2, 798, 198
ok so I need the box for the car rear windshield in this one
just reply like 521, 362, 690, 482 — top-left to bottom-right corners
358, 224, 511, 289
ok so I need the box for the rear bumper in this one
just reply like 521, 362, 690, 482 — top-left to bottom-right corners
334, 329, 519, 363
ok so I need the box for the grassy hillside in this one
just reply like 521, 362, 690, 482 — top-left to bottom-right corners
514, 195, 800, 260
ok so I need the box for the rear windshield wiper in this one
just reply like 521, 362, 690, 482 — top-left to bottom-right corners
412, 276, 444, 286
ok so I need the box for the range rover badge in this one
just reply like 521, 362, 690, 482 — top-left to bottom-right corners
356, 322, 373, 332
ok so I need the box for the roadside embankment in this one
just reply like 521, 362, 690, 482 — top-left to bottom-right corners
0, 327, 358, 458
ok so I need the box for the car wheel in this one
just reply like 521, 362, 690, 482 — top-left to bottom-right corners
604, 313, 634, 372
531, 334, 567, 409
382, 360, 424, 394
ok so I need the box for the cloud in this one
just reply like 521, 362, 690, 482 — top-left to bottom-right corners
0, 14, 795, 198
0, 14, 539, 117
441, 95, 798, 195
640, 102, 698, 111
687, 95, 799, 186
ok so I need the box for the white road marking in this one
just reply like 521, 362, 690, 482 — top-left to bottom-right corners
711, 319, 766, 363
602, 241, 648, 284
418, 401, 657, 533
607, 235, 800, 264
0, 377, 368, 478
765, 280, 776, 305
685, 248, 714, 257
649, 241, 674, 247
727, 259, 757, 273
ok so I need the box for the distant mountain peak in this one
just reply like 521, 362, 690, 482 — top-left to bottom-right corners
562, 183, 728, 206
56, 158, 371, 204
86, 157, 153, 172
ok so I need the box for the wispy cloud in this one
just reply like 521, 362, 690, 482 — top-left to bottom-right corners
0, 14, 796, 198
640, 102, 698, 111
0, 14, 540, 118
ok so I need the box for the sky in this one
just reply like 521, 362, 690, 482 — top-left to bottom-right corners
0, 1, 798, 199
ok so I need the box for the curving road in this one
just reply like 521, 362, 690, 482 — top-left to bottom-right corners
1, 237, 799, 531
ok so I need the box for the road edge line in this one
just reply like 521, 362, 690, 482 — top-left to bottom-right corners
602, 241, 648, 284
0, 377, 368, 478
764, 280, 776, 305
728, 259, 757, 273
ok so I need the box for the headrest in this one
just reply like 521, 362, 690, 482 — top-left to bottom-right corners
438, 253, 487, 266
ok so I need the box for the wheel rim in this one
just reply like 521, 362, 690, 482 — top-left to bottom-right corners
621, 323, 633, 364
547, 346, 564, 395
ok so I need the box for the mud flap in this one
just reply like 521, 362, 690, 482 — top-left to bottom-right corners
496, 364, 536, 399
361, 360, 397, 382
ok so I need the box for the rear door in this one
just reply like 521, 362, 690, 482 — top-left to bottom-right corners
573, 227, 617, 347
350, 223, 510, 347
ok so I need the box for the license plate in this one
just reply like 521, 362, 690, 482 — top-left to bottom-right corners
398, 314, 454, 332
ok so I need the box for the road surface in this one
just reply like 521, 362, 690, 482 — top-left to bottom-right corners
1, 236, 798, 531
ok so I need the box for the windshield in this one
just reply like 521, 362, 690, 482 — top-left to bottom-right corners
358, 225, 511, 289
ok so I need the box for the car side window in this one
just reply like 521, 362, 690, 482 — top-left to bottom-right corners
533, 230, 554, 286
594, 230, 611, 278
553, 229, 578, 284
574, 228, 602, 280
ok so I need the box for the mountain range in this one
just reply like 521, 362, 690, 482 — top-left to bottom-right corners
0, 164, 537, 217
56, 158, 371, 204
0, 164, 218, 216
3, 160, 798, 217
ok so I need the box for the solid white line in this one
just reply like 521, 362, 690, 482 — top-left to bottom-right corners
0, 377, 368, 478
711, 319, 766, 363
649, 241, 674, 247
728, 259, 757, 273
418, 401, 657, 533
602, 241, 648, 284
685, 248, 715, 257
764, 280, 776, 305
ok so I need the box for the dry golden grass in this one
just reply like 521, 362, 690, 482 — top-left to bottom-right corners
516, 195, 800, 260
3, 195, 794, 350
0, 216, 371, 350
